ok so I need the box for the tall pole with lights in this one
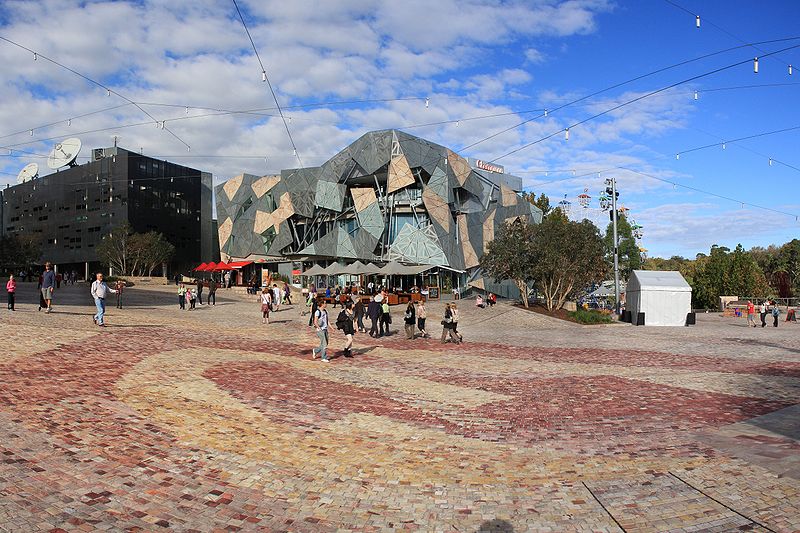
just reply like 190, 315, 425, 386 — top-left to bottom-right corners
606, 178, 621, 314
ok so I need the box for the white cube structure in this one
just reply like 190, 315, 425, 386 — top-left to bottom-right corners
626, 270, 692, 326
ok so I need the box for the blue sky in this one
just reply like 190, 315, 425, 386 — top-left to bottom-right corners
1, 0, 798, 258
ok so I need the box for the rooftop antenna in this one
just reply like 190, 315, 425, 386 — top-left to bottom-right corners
46, 137, 82, 170
16, 162, 39, 184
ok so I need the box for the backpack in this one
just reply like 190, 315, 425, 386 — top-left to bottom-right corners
335, 310, 349, 330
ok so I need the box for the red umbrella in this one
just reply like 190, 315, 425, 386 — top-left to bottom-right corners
215, 262, 233, 270
205, 261, 217, 271
194, 262, 208, 271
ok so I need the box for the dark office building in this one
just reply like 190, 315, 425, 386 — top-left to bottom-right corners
0, 146, 214, 278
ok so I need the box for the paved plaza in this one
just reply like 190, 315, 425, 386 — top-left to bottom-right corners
0, 282, 799, 532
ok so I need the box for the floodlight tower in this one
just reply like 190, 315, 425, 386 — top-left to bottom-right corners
605, 178, 621, 314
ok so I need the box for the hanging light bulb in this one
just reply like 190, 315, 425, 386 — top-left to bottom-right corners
29, 129, 33, 136
293, 149, 297, 157
456, 120, 460, 127
754, 57, 759, 73
722, 142, 726, 149
160, 121, 165, 129
694, 91, 698, 100
695, 15, 700, 28
572, 169, 576, 176
185, 106, 189, 115
790, 64, 793, 75
67, 118, 71, 126
564, 128, 570, 140
107, 88, 111, 96
676, 153, 680, 160
33, 52, 37, 61
187, 145, 191, 152
544, 109, 548, 117
673, 183, 677, 190
769, 158, 773, 166
425, 97, 429, 108
262, 70, 267, 82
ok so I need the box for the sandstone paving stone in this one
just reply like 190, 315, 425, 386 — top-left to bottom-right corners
0, 282, 798, 530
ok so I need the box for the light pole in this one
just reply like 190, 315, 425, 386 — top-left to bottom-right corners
606, 178, 621, 314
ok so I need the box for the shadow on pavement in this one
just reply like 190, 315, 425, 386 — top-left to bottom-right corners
722, 337, 800, 355
477, 519, 514, 532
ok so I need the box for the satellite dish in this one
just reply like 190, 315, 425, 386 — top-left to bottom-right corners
17, 162, 39, 183
47, 137, 82, 169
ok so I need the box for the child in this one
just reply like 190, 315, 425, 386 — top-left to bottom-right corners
261, 287, 272, 324
189, 288, 197, 310
6, 274, 16, 311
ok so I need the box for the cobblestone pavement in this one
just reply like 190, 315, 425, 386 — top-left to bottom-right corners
1, 282, 799, 532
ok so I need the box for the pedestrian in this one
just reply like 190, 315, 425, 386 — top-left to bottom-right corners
368, 295, 382, 337
368, 281, 374, 295
308, 295, 319, 327
772, 301, 780, 327
208, 278, 217, 305
271, 284, 281, 312
178, 283, 187, 310
91, 272, 117, 327
224, 271, 231, 289
283, 281, 292, 304
381, 297, 391, 336
6, 274, 16, 311
115, 279, 125, 309
188, 287, 197, 310
325, 286, 332, 299
40, 262, 56, 313
451, 303, 463, 342
260, 286, 272, 324
404, 301, 416, 339
195, 279, 203, 305
759, 300, 767, 328
311, 300, 330, 362
417, 300, 428, 338
441, 303, 460, 343
746, 300, 756, 327
174, 273, 180, 286
335, 302, 355, 357
354, 296, 366, 333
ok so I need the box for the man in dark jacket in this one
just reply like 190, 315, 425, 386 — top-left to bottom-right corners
367, 296, 382, 337
208, 279, 217, 306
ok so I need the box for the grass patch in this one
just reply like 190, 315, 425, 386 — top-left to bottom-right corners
568, 308, 614, 324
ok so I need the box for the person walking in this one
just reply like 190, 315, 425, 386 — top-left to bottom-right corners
283, 281, 292, 305
174, 273, 180, 286
336, 302, 355, 357
41, 262, 56, 313
380, 297, 391, 336
759, 301, 767, 328
308, 295, 319, 327
368, 295, 382, 337
271, 284, 281, 312
188, 287, 197, 310
178, 283, 187, 310
312, 300, 330, 362
195, 279, 204, 305
746, 300, 756, 327
6, 274, 16, 311
772, 301, 781, 327
441, 303, 460, 343
208, 278, 217, 305
114, 279, 125, 309
260, 286, 272, 324
404, 301, 416, 339
416, 300, 428, 338
451, 303, 463, 342
354, 296, 366, 333
91, 272, 117, 327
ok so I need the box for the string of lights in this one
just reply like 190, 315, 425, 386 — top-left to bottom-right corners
0, 36, 192, 151
663, 0, 795, 75
231, 0, 301, 166
459, 36, 800, 153
676, 124, 800, 158
489, 41, 800, 163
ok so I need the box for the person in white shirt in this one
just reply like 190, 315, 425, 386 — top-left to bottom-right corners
759, 301, 767, 328
91, 273, 117, 327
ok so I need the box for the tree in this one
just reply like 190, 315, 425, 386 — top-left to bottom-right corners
529, 215, 607, 311
521, 191, 552, 218
0, 234, 42, 270
480, 219, 538, 307
604, 213, 642, 280
692, 244, 771, 308
133, 231, 175, 276
97, 223, 135, 275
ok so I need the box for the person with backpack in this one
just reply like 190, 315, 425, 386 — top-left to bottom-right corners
312, 301, 330, 362
404, 301, 416, 339
336, 302, 355, 357
354, 296, 366, 333
771, 301, 781, 327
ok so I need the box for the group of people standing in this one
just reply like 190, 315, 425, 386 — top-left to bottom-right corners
177, 278, 218, 310
259, 282, 292, 324
304, 285, 464, 362
746, 300, 782, 328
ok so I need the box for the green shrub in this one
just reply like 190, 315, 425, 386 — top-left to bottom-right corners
569, 308, 613, 324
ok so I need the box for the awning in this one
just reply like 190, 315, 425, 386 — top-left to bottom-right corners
194, 262, 208, 271
227, 261, 254, 269
214, 262, 233, 271
378, 261, 407, 275
321, 262, 346, 275
205, 261, 217, 271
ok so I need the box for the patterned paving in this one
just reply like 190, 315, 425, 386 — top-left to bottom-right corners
0, 283, 799, 531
